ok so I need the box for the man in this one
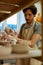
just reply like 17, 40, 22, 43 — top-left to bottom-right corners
17, 5, 41, 48
16, 5, 42, 65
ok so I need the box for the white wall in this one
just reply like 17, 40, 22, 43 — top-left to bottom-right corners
35, 1, 42, 16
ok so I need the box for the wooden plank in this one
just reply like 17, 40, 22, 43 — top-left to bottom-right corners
0, 0, 39, 22
0, 50, 41, 60
41, 0, 43, 65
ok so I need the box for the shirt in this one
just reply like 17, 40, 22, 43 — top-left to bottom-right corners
19, 21, 42, 48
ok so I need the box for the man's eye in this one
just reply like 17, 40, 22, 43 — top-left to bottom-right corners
25, 14, 31, 17
28, 14, 31, 16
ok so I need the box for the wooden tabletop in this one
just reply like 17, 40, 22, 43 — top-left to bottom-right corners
0, 49, 42, 60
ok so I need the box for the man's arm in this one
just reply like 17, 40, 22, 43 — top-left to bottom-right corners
30, 33, 41, 47
27, 22, 42, 47
16, 22, 42, 48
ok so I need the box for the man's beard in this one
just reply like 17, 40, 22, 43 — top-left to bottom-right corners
26, 19, 33, 24
26, 20, 32, 24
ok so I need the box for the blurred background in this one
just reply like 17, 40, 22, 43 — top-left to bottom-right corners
0, 1, 42, 33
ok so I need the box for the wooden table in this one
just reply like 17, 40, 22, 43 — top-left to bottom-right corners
0, 49, 42, 64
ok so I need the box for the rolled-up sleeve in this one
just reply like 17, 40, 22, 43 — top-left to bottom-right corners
34, 22, 42, 35
34, 22, 42, 48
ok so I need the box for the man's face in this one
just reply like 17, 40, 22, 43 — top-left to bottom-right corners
24, 9, 35, 24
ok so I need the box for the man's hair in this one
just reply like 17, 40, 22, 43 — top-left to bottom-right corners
23, 5, 37, 15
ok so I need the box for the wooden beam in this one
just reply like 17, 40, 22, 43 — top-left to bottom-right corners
10, 0, 39, 16
0, 14, 9, 22
0, 0, 39, 22
41, 0, 43, 64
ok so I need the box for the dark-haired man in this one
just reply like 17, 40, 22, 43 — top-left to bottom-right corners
18, 5, 41, 48
16, 5, 42, 65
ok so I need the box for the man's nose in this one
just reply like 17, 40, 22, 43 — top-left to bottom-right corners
26, 15, 29, 19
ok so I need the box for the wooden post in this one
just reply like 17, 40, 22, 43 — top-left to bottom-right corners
41, 0, 43, 65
